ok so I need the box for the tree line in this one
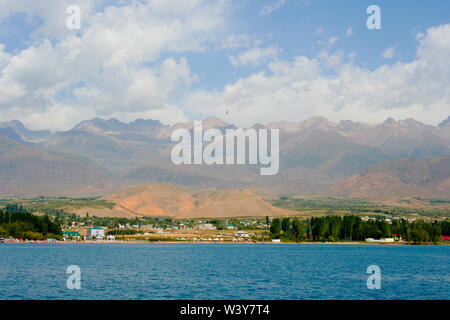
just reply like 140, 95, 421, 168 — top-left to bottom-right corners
269, 216, 448, 243
0, 205, 62, 240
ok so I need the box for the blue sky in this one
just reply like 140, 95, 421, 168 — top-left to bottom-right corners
0, 0, 449, 130
182, 0, 450, 90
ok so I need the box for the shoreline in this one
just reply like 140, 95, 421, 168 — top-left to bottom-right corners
2, 240, 449, 245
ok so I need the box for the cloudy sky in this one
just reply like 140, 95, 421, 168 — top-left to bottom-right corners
0, 0, 449, 130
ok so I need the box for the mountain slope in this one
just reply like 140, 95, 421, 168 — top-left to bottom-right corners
0, 127, 28, 145
0, 120, 53, 143
334, 156, 450, 199
104, 183, 289, 218
280, 130, 393, 177
0, 134, 125, 197
41, 128, 166, 174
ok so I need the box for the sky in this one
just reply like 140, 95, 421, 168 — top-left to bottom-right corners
0, 0, 449, 130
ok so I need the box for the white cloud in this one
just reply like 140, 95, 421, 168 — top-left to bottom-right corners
0, 2, 449, 132
382, 45, 397, 59
229, 47, 281, 67
260, 0, 286, 16
328, 37, 339, 45
0, 0, 226, 130
218, 34, 262, 49
346, 27, 353, 37
109, 105, 189, 126
0, 0, 98, 40
313, 27, 324, 36
318, 36, 339, 47
185, 24, 450, 127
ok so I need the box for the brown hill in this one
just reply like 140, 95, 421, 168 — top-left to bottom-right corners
103, 183, 289, 218
334, 156, 450, 200
105, 184, 195, 217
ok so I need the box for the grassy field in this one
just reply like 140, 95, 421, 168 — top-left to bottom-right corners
1, 195, 449, 221
0, 197, 115, 213
269, 196, 450, 220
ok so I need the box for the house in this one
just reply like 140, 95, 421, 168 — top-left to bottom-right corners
62, 231, 81, 240
272, 239, 281, 243
235, 231, 249, 238
106, 235, 115, 241
366, 238, 395, 243
393, 234, 404, 241
441, 235, 450, 241
227, 224, 236, 230
87, 227, 105, 240
198, 223, 217, 230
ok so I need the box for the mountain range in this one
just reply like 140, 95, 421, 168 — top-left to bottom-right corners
0, 115, 449, 201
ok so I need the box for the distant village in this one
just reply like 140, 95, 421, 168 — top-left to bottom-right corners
1, 201, 448, 244
59, 218, 270, 243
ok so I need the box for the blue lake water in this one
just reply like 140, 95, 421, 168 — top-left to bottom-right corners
0, 243, 448, 300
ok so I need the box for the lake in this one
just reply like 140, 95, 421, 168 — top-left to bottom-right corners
0, 243, 448, 300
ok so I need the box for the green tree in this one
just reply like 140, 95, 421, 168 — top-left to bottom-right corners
292, 220, 305, 241
0, 225, 8, 237
270, 218, 281, 235
281, 218, 291, 233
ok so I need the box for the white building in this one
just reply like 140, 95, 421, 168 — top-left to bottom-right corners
235, 231, 249, 238
197, 223, 217, 230
366, 238, 395, 243
87, 227, 105, 240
